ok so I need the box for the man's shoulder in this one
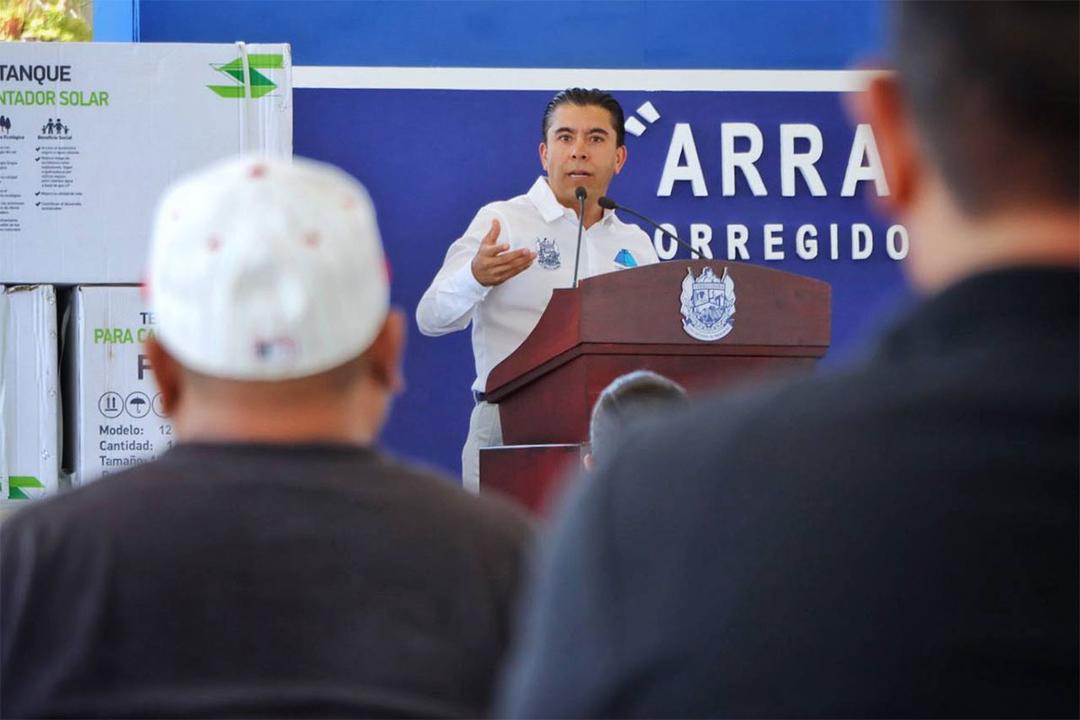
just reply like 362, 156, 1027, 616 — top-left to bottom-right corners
2, 448, 532, 565
7, 454, 180, 510
381, 454, 533, 546
4, 445, 530, 530
597, 305, 1077, 515
571, 361, 923, 605
475, 191, 540, 222
598, 359, 906, 503
0, 459, 177, 561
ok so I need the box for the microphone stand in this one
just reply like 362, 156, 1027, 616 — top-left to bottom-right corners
598, 196, 701, 259
571, 186, 587, 287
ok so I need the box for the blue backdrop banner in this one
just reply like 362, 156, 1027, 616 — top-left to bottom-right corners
137, 1, 884, 69
294, 74, 911, 478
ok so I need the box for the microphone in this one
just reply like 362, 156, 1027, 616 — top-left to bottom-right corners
597, 196, 701, 258
571, 186, 587, 288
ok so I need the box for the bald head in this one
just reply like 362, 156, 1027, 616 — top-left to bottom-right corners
587, 371, 688, 469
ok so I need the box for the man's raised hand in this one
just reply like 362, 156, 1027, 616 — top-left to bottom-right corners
471, 219, 536, 287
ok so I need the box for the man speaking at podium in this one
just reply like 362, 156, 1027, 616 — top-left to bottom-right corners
417, 88, 658, 492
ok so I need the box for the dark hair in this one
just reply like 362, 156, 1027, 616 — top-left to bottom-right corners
893, 1, 1078, 214
588, 371, 688, 467
541, 88, 627, 147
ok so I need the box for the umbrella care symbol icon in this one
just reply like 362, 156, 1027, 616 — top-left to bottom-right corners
125, 391, 151, 418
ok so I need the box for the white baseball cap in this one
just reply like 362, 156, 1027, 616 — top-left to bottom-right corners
147, 155, 389, 381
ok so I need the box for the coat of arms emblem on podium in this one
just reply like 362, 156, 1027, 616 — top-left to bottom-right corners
680, 266, 736, 341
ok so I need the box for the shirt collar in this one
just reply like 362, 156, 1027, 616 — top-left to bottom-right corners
527, 176, 617, 226
527, 176, 567, 223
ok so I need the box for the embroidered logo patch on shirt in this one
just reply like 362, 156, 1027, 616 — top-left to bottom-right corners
536, 237, 561, 270
614, 249, 638, 268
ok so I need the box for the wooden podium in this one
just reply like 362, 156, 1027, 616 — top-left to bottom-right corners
479, 260, 831, 513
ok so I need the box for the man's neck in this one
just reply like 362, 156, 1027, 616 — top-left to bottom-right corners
170, 395, 383, 447
906, 196, 1079, 293
578, 201, 604, 229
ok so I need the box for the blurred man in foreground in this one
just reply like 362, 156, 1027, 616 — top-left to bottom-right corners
498, 3, 1078, 716
1, 156, 531, 718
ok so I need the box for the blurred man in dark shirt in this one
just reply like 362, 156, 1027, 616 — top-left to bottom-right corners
2, 156, 531, 719
498, 3, 1079, 716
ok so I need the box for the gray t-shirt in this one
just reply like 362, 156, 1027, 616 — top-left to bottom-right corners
1, 442, 532, 718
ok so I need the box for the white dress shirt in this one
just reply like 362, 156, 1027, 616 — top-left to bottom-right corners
417, 177, 659, 392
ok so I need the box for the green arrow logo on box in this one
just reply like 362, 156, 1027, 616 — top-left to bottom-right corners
208, 54, 282, 99
7, 476, 44, 500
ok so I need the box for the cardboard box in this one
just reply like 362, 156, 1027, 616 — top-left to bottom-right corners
0, 285, 61, 505
66, 285, 173, 486
0, 42, 292, 283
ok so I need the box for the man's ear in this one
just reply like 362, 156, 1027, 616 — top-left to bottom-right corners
582, 452, 593, 471
365, 309, 406, 394
613, 143, 627, 175
538, 142, 549, 173
144, 336, 183, 416
849, 73, 922, 215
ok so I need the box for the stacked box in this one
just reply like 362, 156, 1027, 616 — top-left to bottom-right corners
0, 42, 292, 284
0, 285, 61, 506
66, 285, 173, 486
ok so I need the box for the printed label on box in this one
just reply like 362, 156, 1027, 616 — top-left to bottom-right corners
69, 286, 173, 485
